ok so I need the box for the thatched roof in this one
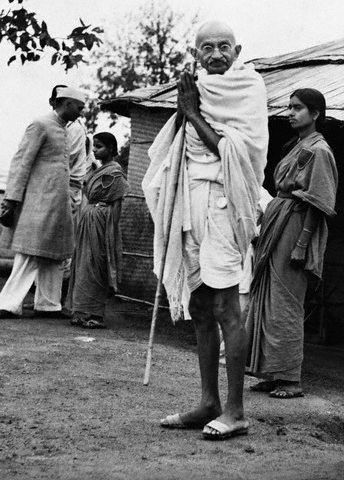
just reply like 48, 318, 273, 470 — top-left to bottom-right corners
102, 37, 344, 121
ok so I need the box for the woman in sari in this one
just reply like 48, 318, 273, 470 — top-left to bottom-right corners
246, 89, 338, 398
67, 132, 129, 328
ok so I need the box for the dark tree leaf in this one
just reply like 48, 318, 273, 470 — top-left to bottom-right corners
69, 26, 87, 37
48, 38, 60, 50
0, 2, 114, 71
15, 8, 28, 30
51, 51, 59, 65
7, 55, 16, 65
84, 33, 94, 50
31, 18, 41, 35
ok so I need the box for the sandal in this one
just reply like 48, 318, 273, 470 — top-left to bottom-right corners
70, 316, 84, 326
202, 419, 249, 441
269, 388, 304, 399
160, 413, 210, 430
70, 311, 88, 327
82, 317, 106, 329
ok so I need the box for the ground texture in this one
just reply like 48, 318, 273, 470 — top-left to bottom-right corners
0, 296, 344, 480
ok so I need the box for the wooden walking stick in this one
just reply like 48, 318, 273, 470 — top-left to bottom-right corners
143, 62, 196, 386
143, 118, 186, 386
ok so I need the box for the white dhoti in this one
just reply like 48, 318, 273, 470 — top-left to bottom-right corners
183, 182, 242, 292
0, 253, 64, 314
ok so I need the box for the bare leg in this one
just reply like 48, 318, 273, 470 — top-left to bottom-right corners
210, 285, 247, 427
182, 284, 222, 423
162, 284, 222, 428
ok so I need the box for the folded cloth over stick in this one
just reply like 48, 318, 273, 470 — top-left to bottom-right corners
142, 62, 268, 322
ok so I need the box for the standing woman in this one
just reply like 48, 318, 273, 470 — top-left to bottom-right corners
66, 132, 129, 328
246, 89, 338, 398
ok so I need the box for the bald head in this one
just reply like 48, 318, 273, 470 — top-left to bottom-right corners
195, 21, 236, 48
193, 20, 241, 75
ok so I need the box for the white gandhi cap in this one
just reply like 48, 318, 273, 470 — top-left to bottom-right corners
56, 86, 86, 104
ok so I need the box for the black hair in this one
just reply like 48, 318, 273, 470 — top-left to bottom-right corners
50, 84, 67, 102
94, 132, 118, 156
290, 88, 326, 130
54, 97, 68, 107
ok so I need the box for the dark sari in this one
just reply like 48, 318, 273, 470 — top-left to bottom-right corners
246, 132, 337, 381
66, 162, 129, 318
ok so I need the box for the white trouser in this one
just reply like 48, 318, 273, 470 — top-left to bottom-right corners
0, 253, 64, 314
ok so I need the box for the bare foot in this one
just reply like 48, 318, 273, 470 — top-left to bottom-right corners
203, 417, 249, 440
180, 405, 221, 427
161, 404, 221, 429
250, 380, 280, 393
269, 381, 304, 399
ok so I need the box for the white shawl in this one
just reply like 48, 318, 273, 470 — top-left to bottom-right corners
142, 62, 268, 321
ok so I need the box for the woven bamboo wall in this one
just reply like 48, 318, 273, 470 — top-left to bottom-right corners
120, 106, 174, 301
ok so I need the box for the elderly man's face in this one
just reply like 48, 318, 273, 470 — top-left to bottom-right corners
195, 28, 241, 75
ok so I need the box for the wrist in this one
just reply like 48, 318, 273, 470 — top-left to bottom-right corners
186, 111, 200, 122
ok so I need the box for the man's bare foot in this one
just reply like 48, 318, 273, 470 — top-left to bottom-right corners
161, 404, 221, 429
203, 417, 249, 440
202, 410, 248, 439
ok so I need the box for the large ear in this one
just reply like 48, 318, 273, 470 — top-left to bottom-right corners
234, 44, 242, 60
189, 47, 199, 60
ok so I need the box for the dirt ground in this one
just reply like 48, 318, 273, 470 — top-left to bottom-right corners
0, 292, 344, 480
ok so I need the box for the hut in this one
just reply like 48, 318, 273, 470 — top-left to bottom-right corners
102, 37, 344, 341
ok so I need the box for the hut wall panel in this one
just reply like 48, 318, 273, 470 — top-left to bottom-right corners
128, 107, 173, 195
120, 196, 154, 256
120, 107, 173, 302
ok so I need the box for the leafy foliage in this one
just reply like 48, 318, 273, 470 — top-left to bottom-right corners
82, 0, 198, 129
0, 0, 103, 70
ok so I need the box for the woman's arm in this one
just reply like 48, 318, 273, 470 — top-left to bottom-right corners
290, 205, 321, 268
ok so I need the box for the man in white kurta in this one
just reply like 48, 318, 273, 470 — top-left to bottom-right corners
143, 21, 268, 440
0, 87, 86, 317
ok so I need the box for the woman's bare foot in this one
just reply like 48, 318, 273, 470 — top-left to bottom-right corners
250, 380, 280, 392
269, 381, 304, 398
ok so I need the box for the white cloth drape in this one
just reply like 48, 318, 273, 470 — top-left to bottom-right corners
143, 62, 269, 321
